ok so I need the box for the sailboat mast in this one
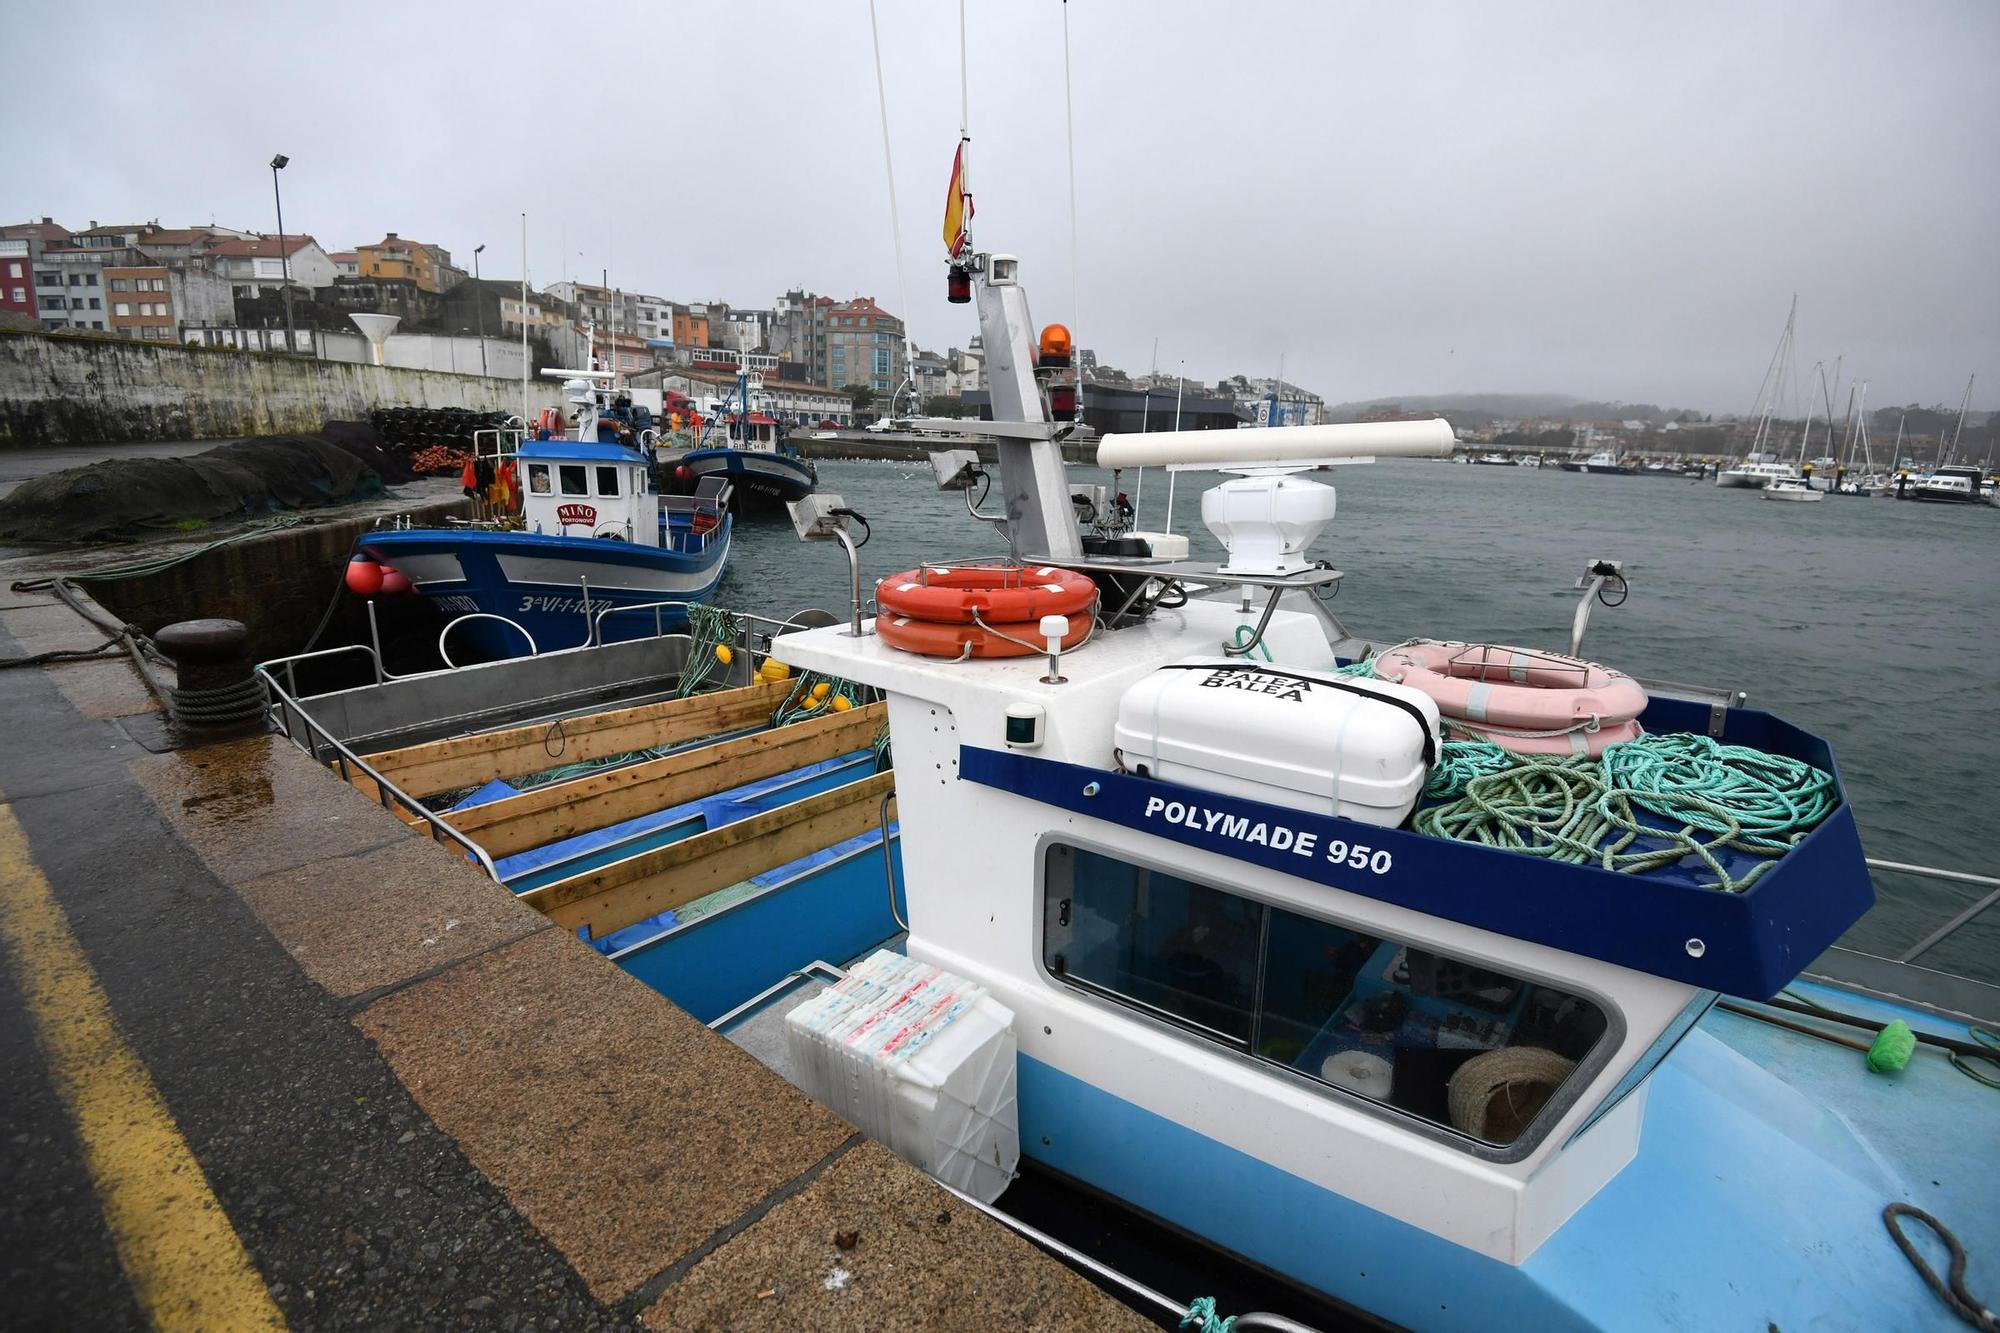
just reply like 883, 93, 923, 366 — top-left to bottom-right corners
1948, 373, 1974, 464
1748, 296, 1795, 456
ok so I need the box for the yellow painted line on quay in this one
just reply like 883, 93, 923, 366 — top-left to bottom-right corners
0, 798, 284, 1330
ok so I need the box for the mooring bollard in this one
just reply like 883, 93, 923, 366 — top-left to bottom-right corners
153, 619, 267, 728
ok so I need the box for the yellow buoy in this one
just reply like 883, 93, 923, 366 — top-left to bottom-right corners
832, 695, 853, 712
811, 682, 831, 700
714, 644, 734, 666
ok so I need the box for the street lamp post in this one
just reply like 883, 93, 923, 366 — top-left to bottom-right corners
473, 243, 487, 375
1165, 360, 1186, 533
269, 154, 296, 354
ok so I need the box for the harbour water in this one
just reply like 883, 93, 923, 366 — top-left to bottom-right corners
714, 457, 2000, 978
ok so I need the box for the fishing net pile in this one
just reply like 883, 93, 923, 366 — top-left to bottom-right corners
0, 431, 400, 543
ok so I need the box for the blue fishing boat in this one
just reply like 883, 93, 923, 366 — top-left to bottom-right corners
268, 244, 1998, 1332
668, 358, 817, 508
358, 376, 731, 662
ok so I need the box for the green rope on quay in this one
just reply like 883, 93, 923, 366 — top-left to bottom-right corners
1412, 731, 1839, 893
1180, 1295, 1234, 1332
19, 515, 315, 586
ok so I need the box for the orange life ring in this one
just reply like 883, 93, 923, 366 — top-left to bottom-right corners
876, 611, 1092, 659
537, 407, 562, 434
876, 564, 1096, 625
1375, 641, 1646, 757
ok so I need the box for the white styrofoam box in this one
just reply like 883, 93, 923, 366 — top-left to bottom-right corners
786, 951, 1019, 1203
1114, 656, 1440, 827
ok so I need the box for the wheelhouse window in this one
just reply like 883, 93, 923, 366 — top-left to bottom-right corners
1042, 844, 1609, 1147
558, 465, 589, 496
594, 465, 622, 496
526, 464, 551, 495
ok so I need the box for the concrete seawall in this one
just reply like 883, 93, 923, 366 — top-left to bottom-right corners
0, 332, 566, 448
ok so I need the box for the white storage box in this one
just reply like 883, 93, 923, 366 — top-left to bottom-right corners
786, 951, 1019, 1203
1115, 657, 1440, 827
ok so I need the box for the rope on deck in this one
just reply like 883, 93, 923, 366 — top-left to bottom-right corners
1410, 731, 1837, 893
1883, 1204, 1996, 1330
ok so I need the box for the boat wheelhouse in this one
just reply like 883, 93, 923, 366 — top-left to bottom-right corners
1908, 464, 1988, 504
1716, 457, 1802, 489
358, 376, 731, 662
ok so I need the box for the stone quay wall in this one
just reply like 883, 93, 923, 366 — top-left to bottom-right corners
0, 332, 565, 447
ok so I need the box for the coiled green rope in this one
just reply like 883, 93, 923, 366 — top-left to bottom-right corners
772, 670, 861, 726
1413, 732, 1838, 892
673, 604, 741, 699
1424, 740, 1517, 800
1600, 731, 1839, 856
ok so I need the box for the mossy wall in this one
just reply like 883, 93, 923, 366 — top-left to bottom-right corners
0, 332, 565, 447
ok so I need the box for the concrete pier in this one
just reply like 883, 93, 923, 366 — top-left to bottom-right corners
0, 582, 1142, 1328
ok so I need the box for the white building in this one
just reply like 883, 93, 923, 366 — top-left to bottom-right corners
32, 250, 113, 332
204, 235, 340, 297
713, 306, 774, 354
621, 291, 673, 343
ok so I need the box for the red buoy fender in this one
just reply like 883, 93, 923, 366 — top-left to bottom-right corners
876, 612, 1092, 659
344, 555, 384, 597
875, 564, 1095, 625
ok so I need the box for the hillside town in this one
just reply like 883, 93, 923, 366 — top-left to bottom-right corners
4, 212, 1990, 464
0, 213, 1342, 433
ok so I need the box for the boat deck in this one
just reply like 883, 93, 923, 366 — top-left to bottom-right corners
0, 583, 1143, 1330
1516, 980, 1998, 1330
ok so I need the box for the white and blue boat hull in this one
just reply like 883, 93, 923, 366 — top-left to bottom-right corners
361, 521, 731, 659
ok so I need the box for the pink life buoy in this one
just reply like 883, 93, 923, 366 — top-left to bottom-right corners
1375, 642, 1646, 757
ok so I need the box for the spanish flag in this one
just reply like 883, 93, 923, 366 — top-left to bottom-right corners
943, 141, 973, 258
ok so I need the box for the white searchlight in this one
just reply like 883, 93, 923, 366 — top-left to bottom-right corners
1095, 420, 1456, 576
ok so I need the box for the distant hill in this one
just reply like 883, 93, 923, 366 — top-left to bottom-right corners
1325, 393, 1707, 426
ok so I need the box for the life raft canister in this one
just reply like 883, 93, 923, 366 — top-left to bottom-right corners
873, 564, 1097, 658
1374, 641, 1646, 758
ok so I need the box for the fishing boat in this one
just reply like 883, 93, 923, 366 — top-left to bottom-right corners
1472, 453, 1516, 466
355, 373, 732, 662
666, 355, 818, 510
266, 239, 1998, 1332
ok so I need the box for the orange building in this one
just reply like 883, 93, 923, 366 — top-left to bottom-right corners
671, 304, 709, 349
356, 233, 464, 294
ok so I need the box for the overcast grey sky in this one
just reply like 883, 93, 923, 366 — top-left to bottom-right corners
10, 1, 1995, 413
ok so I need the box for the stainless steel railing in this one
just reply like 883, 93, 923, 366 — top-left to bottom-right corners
256, 664, 502, 882
1864, 857, 2000, 963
